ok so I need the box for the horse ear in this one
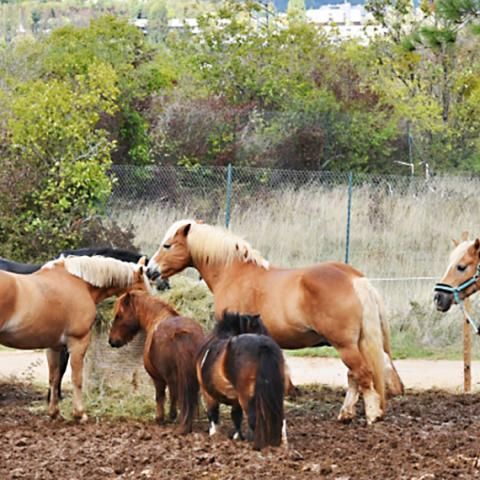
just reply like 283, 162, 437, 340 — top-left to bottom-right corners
452, 239, 459, 247
182, 223, 191, 237
475, 238, 480, 251
123, 292, 131, 306
138, 256, 147, 266
461, 231, 470, 241
138, 266, 144, 276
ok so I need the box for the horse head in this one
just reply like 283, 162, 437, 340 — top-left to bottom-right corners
109, 292, 141, 347
147, 221, 194, 281
434, 232, 480, 312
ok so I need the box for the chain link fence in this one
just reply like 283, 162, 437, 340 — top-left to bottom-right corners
106, 164, 480, 354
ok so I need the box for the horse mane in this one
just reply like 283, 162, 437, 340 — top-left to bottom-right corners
42, 255, 141, 288
128, 290, 180, 318
213, 312, 270, 337
59, 247, 147, 264
163, 220, 269, 269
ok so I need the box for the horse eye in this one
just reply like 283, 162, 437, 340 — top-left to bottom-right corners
457, 264, 467, 272
163, 244, 171, 250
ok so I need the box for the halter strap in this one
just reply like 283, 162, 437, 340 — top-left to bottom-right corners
435, 263, 480, 334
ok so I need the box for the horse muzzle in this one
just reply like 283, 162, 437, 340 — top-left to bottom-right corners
433, 290, 453, 312
108, 338, 123, 348
146, 266, 161, 281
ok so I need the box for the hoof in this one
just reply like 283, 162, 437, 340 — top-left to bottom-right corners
337, 410, 356, 423
230, 430, 244, 441
74, 412, 88, 423
48, 407, 61, 419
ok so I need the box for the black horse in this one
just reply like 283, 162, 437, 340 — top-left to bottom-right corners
196, 312, 287, 450
0, 246, 170, 403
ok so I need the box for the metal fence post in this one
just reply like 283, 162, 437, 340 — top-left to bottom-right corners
345, 171, 353, 264
225, 163, 233, 228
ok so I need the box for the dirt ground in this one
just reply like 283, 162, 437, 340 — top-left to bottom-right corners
1, 382, 480, 480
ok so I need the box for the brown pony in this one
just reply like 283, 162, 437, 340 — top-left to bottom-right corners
434, 231, 480, 313
0, 255, 149, 421
109, 290, 204, 433
197, 312, 287, 450
147, 220, 404, 424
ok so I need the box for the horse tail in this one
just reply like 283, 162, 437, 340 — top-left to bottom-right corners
250, 342, 284, 450
47, 345, 69, 403
373, 288, 404, 396
353, 278, 386, 413
172, 331, 200, 434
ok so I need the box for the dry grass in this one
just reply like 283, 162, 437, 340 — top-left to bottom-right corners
110, 175, 480, 357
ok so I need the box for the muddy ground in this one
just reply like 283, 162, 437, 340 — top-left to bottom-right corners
1, 382, 480, 479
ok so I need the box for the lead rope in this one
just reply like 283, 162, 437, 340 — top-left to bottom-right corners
457, 297, 480, 335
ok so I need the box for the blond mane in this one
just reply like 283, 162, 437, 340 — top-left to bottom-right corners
163, 220, 269, 269
42, 255, 144, 288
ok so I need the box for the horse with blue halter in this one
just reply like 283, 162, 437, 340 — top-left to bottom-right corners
147, 220, 404, 425
0, 255, 150, 420
434, 232, 480, 333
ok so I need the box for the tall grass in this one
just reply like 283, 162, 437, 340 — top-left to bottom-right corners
110, 173, 480, 357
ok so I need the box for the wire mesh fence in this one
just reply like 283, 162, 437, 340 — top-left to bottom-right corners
107, 164, 480, 353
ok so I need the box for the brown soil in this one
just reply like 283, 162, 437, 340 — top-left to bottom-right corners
1, 382, 480, 479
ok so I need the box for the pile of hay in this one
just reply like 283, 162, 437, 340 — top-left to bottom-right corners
85, 274, 215, 393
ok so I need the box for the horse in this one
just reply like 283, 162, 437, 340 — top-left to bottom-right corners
196, 311, 287, 450
109, 290, 204, 433
434, 231, 480, 312
0, 247, 170, 402
0, 255, 150, 421
146, 220, 404, 424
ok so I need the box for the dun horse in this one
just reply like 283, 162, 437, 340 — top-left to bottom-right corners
147, 220, 404, 424
109, 290, 204, 433
0, 255, 149, 420
434, 232, 480, 312
197, 312, 287, 450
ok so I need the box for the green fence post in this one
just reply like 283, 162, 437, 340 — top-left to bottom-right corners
225, 163, 233, 228
345, 171, 353, 264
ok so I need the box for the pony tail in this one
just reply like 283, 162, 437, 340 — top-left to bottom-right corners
354, 278, 386, 412
373, 288, 404, 396
251, 343, 284, 450
172, 332, 200, 434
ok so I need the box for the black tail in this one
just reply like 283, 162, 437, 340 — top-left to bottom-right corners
250, 344, 285, 450
173, 333, 200, 434
47, 345, 69, 403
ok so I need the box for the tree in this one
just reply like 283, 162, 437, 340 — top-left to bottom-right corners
287, 0, 306, 22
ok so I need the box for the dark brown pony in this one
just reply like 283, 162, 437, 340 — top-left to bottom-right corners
197, 312, 287, 450
109, 290, 204, 433
147, 220, 404, 424
0, 255, 149, 421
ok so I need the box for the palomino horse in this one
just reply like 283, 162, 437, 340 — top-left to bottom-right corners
197, 312, 287, 450
0, 255, 149, 421
0, 247, 170, 403
147, 220, 404, 424
434, 232, 480, 313
109, 290, 204, 433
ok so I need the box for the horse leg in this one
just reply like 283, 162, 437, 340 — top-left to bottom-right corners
168, 380, 178, 421
338, 371, 360, 422
154, 378, 167, 424
46, 348, 61, 419
202, 389, 220, 436
230, 404, 244, 440
67, 333, 91, 423
337, 345, 382, 425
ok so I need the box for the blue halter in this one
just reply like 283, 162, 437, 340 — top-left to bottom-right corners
435, 264, 480, 334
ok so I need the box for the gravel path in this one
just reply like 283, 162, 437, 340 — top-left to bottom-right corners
1, 350, 479, 392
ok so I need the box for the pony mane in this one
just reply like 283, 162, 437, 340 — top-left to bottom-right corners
42, 255, 142, 288
213, 312, 270, 337
163, 220, 269, 269
128, 290, 180, 317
